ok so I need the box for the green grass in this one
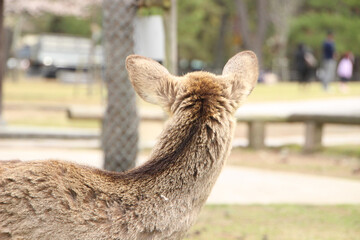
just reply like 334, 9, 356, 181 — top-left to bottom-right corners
323, 145, 360, 159
186, 205, 360, 240
4, 79, 360, 106
4, 78, 105, 105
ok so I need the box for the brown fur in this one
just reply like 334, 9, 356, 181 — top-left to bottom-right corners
0, 51, 258, 240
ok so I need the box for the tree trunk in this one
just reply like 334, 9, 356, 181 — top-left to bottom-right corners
213, 10, 229, 72
0, 0, 4, 122
235, 0, 268, 69
269, 0, 304, 81
102, 0, 139, 172
164, 0, 177, 74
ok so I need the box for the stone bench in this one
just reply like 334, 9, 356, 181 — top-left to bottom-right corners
239, 114, 360, 152
66, 107, 360, 152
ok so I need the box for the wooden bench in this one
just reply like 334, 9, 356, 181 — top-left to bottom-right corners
67, 107, 360, 152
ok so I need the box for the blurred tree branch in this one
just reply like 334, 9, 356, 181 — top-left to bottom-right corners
136, 0, 170, 9
213, 0, 229, 71
235, 0, 268, 69
269, 0, 304, 80
4, 0, 101, 17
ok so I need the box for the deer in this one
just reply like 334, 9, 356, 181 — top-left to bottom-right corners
0, 51, 258, 240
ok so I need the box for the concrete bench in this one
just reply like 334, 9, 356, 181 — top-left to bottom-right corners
239, 114, 360, 152
289, 114, 360, 152
66, 107, 360, 152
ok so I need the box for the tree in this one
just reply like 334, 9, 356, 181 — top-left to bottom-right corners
177, 0, 223, 63
235, 0, 268, 69
213, 0, 230, 72
269, 0, 304, 80
102, 0, 171, 172
0, 0, 4, 123
102, 0, 139, 172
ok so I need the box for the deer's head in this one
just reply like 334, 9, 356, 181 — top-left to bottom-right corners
126, 51, 258, 115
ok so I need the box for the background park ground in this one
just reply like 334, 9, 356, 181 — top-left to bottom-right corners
2, 77, 360, 240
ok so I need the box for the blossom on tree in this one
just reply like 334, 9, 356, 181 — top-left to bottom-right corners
5, 0, 102, 16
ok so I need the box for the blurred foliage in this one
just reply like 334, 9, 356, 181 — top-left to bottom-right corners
31, 14, 92, 37
11, 0, 360, 69
20, 6, 102, 38
178, 0, 360, 68
289, 0, 360, 60
48, 16, 91, 36
177, 0, 225, 62
187, 205, 360, 240
137, 6, 165, 16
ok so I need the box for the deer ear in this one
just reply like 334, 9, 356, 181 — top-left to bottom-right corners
126, 55, 176, 106
222, 51, 258, 104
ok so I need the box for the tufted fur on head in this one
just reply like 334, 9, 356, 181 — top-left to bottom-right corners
0, 51, 258, 240
126, 51, 258, 112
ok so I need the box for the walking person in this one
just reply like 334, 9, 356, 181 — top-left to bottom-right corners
337, 52, 353, 93
321, 31, 336, 91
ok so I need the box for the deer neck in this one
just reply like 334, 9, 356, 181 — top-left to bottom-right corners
129, 103, 235, 206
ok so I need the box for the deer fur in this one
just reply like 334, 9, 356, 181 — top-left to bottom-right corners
0, 51, 258, 240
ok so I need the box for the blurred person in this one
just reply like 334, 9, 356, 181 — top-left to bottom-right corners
337, 52, 353, 93
321, 31, 336, 91
295, 43, 316, 88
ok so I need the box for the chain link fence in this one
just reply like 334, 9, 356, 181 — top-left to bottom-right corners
102, 0, 139, 172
